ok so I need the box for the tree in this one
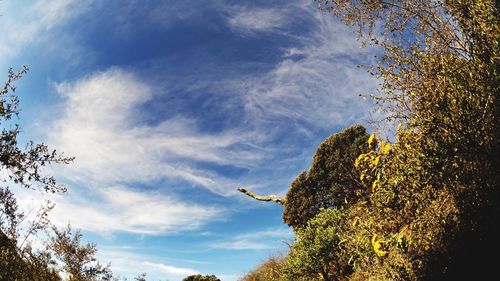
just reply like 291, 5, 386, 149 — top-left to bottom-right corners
238, 125, 370, 230
282, 208, 350, 281
182, 274, 220, 281
49, 225, 114, 281
0, 68, 120, 280
313, 0, 499, 280
243, 1, 498, 280
0, 67, 74, 193
0, 67, 73, 279
282, 125, 370, 229
239, 254, 286, 281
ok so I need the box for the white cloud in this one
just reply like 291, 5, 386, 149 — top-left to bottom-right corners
96, 249, 200, 280
53, 186, 222, 235
0, 0, 93, 67
29, 0, 93, 31
49, 68, 262, 195
209, 227, 292, 250
15, 185, 222, 235
225, 6, 287, 34
142, 261, 199, 277
239, 3, 379, 130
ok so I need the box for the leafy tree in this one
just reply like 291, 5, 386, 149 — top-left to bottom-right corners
282, 125, 370, 229
314, 0, 498, 280
239, 254, 285, 281
282, 208, 351, 281
0, 67, 73, 280
49, 225, 114, 281
182, 274, 220, 281
0, 67, 74, 193
243, 0, 498, 280
0, 68, 120, 280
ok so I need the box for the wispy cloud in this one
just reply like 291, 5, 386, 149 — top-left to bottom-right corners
15, 185, 223, 235
97, 249, 200, 280
225, 6, 288, 34
0, 0, 93, 66
210, 227, 292, 250
238, 3, 378, 131
52, 186, 223, 235
141, 261, 199, 277
49, 68, 263, 195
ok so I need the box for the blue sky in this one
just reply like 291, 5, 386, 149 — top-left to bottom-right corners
1, 1, 379, 280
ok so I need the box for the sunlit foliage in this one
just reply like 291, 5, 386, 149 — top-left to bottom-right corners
282, 208, 351, 281
239, 254, 285, 281
245, 0, 499, 280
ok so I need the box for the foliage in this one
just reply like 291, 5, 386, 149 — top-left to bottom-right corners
314, 0, 498, 279
182, 274, 220, 281
0, 229, 61, 281
245, 0, 498, 280
282, 125, 370, 229
0, 67, 74, 193
0, 68, 123, 280
50, 225, 114, 281
239, 254, 286, 281
282, 208, 352, 281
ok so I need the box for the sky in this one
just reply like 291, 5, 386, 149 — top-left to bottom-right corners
0, 1, 380, 280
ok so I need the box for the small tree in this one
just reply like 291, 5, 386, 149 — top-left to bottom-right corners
239, 254, 285, 281
0, 68, 119, 280
182, 274, 220, 281
49, 225, 114, 281
0, 67, 73, 279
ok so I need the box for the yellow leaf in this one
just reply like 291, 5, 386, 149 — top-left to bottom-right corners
360, 172, 366, 182
338, 239, 347, 247
368, 133, 376, 149
371, 234, 388, 257
379, 141, 391, 155
371, 179, 380, 191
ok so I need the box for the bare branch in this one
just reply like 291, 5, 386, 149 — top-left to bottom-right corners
237, 187, 285, 205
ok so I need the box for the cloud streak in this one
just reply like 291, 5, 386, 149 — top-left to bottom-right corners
50, 68, 262, 195
97, 249, 200, 280
238, 2, 378, 131
14, 184, 223, 235
0, 0, 94, 67
52, 186, 223, 235
225, 6, 288, 34
209, 227, 292, 250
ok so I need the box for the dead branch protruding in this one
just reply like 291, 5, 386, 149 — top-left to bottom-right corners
237, 187, 285, 205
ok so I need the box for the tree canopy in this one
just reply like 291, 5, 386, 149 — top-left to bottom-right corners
282, 125, 370, 229
241, 0, 499, 280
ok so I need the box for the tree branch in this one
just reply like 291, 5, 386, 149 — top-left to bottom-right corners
237, 187, 285, 205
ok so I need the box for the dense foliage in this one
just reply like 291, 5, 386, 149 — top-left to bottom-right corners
283, 125, 370, 229
242, 0, 498, 280
282, 209, 348, 281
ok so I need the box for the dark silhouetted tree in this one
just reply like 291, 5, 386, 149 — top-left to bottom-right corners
282, 125, 370, 229
182, 274, 220, 281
